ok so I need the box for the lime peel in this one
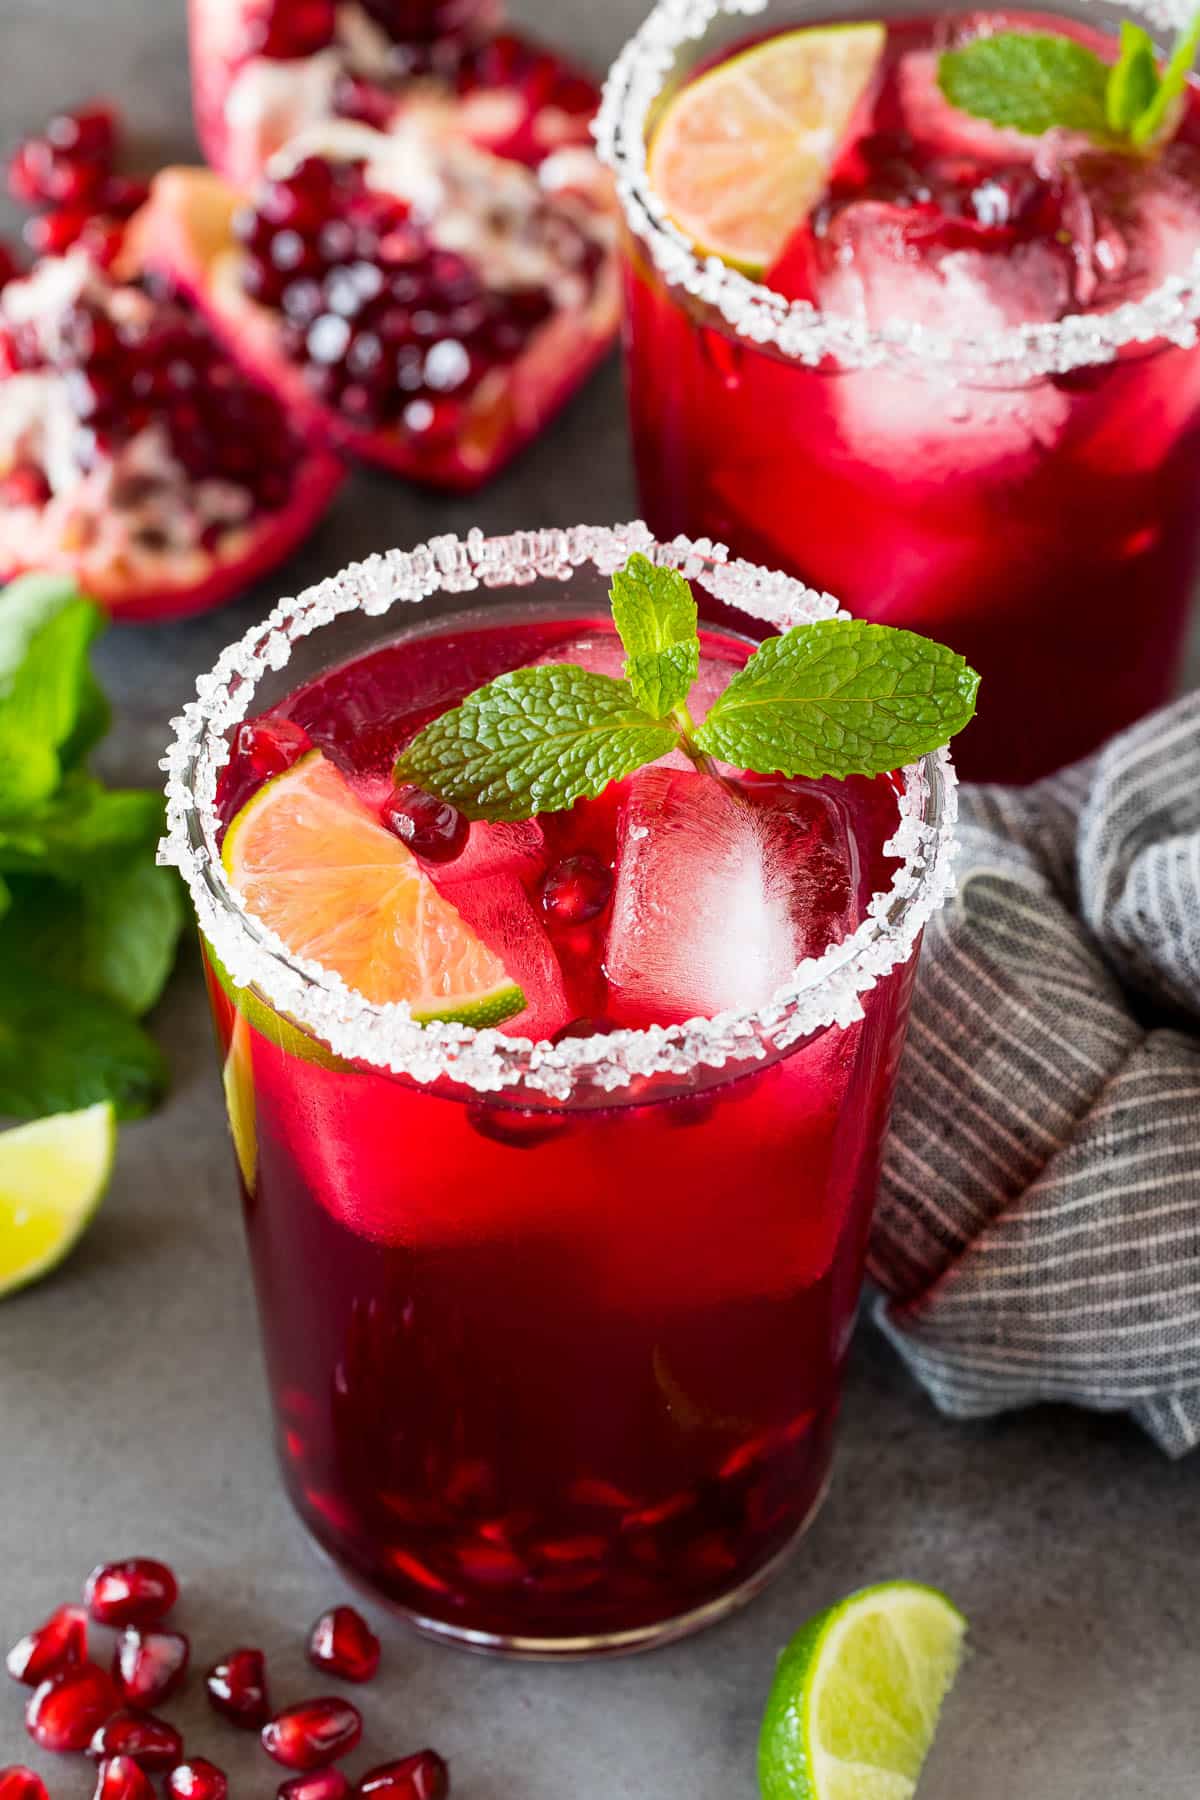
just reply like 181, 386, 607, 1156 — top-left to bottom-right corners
0, 1101, 116, 1298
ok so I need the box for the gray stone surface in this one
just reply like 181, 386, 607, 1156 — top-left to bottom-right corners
1, 2, 1199, 1795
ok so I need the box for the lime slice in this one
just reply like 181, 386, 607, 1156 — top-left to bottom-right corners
647, 24, 886, 273
223, 1011, 258, 1193
0, 1102, 116, 1299
758, 1581, 966, 1800
222, 750, 525, 1028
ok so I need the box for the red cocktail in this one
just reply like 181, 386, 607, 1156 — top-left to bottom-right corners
162, 526, 956, 1654
601, 2, 1200, 782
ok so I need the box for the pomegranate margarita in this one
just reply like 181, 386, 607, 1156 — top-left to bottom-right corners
601, 0, 1200, 782
161, 525, 961, 1654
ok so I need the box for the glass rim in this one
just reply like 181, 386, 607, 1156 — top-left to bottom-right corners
158, 521, 959, 1100
595, 0, 1200, 380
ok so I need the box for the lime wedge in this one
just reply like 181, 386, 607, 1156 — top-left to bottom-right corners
222, 749, 525, 1028
0, 1102, 116, 1298
758, 1581, 966, 1800
222, 1011, 258, 1194
648, 24, 886, 273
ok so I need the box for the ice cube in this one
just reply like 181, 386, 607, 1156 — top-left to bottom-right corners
449, 818, 547, 885
604, 769, 857, 1028
437, 871, 569, 1041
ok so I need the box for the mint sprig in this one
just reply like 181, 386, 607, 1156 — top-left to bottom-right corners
394, 556, 979, 822
937, 10, 1200, 151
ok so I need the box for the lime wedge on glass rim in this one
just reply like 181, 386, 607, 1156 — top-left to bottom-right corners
647, 23, 886, 274
758, 1581, 967, 1800
221, 748, 525, 1030
0, 1102, 116, 1299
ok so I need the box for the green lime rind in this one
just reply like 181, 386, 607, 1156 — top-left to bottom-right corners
0, 1101, 116, 1299
758, 1581, 967, 1800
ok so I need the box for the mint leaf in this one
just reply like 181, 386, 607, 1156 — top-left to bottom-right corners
395, 665, 676, 822
0, 594, 107, 813
693, 619, 979, 779
609, 553, 700, 719
0, 964, 168, 1119
1131, 10, 1200, 145
937, 31, 1113, 140
0, 864, 183, 1018
0, 776, 162, 879
1107, 21, 1161, 134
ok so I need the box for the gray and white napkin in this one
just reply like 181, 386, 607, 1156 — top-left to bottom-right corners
871, 692, 1200, 1456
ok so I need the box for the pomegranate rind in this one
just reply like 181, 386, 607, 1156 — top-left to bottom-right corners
134, 160, 620, 490
221, 750, 526, 1026
0, 1102, 115, 1298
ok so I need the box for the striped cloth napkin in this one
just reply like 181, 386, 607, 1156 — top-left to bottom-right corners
871, 691, 1200, 1457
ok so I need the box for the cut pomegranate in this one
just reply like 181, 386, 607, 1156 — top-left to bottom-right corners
307, 1606, 381, 1683
25, 1662, 118, 1754
136, 124, 617, 489
7, 1604, 89, 1687
112, 1627, 190, 1707
88, 1709, 183, 1771
165, 1761, 229, 1800
84, 1560, 178, 1627
280, 1773, 351, 1800
0, 1771, 49, 1800
356, 1752, 449, 1800
92, 1758, 156, 1800
0, 239, 342, 619
384, 786, 468, 864
261, 1698, 363, 1770
205, 1646, 271, 1728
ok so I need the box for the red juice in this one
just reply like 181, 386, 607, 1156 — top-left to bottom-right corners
199, 604, 930, 1652
613, 8, 1200, 783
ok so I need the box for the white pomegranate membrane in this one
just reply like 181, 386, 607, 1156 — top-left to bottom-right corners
597, 0, 1200, 378
159, 523, 958, 1099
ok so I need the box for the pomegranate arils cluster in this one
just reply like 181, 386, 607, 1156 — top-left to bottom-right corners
166, 1760, 229, 1800
6, 103, 147, 269
92, 1757, 156, 1800
113, 1626, 190, 1706
262, 1697, 363, 1770
205, 1645, 271, 1728
25, 1662, 118, 1753
6, 1604, 88, 1687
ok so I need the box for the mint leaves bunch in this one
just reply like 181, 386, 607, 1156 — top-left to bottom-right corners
938, 9, 1200, 150
394, 555, 979, 823
0, 575, 182, 1119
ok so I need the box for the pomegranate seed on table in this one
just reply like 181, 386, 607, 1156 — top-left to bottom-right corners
0, 1772, 49, 1800
205, 1646, 271, 1727
165, 1760, 229, 1800
262, 1697, 363, 1770
85, 1559, 178, 1627
6, 1604, 89, 1686
92, 1758, 156, 1800
112, 1626, 190, 1706
540, 853, 613, 924
307, 1606, 381, 1683
88, 1709, 183, 1771
280, 1773, 351, 1800
383, 787, 468, 864
356, 1752, 450, 1800
25, 1662, 118, 1753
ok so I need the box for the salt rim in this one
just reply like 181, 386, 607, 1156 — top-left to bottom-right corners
595, 0, 1200, 379
159, 521, 958, 1101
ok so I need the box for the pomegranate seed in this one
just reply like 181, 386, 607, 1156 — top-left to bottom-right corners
47, 105, 119, 163
237, 715, 312, 780
356, 1752, 449, 1800
307, 1606, 381, 1683
249, 0, 338, 58
97, 175, 150, 219
540, 853, 612, 924
7, 1604, 88, 1686
88, 1709, 183, 1771
112, 1627, 189, 1706
279, 1774, 350, 1800
92, 1758, 155, 1800
84, 1560, 178, 1627
205, 1647, 270, 1728
26, 1662, 117, 1753
2, 465, 52, 507
0, 1771, 49, 1800
22, 208, 92, 256
383, 786, 468, 863
261, 1698, 363, 1770
166, 1761, 229, 1800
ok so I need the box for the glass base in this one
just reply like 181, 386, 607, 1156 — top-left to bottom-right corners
304, 1473, 832, 1661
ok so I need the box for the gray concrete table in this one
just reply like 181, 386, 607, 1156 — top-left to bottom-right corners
2, 2, 1199, 1795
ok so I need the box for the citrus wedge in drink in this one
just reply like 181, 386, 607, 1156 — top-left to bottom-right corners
758, 1580, 966, 1800
222, 749, 525, 1027
647, 24, 886, 273
0, 1102, 116, 1299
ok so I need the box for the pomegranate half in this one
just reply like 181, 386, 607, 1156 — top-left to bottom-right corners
136, 120, 618, 489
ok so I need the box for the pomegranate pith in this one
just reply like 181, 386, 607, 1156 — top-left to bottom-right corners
0, 1771, 49, 1800
261, 1697, 363, 1770
279, 1772, 351, 1800
84, 1559, 178, 1627
88, 1708, 183, 1771
6, 1604, 89, 1686
25, 1662, 118, 1753
356, 1751, 450, 1800
92, 1757, 156, 1800
205, 1646, 271, 1728
166, 1760, 229, 1800
112, 1626, 190, 1706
